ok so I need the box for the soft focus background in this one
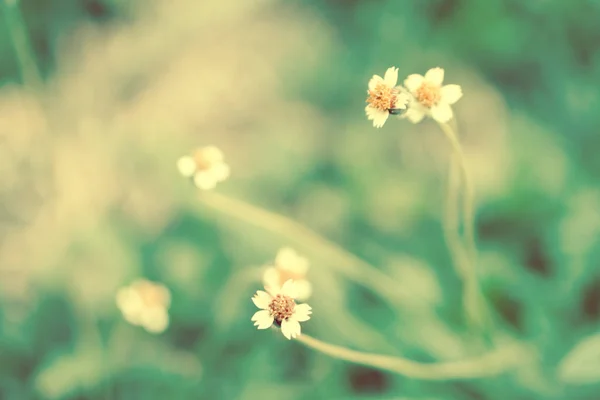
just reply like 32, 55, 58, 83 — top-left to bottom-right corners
1, 0, 600, 399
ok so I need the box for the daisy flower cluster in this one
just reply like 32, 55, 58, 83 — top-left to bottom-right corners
116, 279, 171, 333
177, 146, 230, 190
365, 66, 463, 127
251, 279, 312, 340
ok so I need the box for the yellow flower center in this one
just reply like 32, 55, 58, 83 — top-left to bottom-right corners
269, 294, 296, 323
193, 149, 213, 171
276, 269, 304, 288
135, 282, 168, 308
366, 83, 399, 112
415, 82, 441, 108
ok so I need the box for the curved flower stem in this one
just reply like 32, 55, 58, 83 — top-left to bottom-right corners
437, 122, 476, 263
296, 334, 524, 380
2, 0, 42, 89
437, 122, 488, 332
196, 191, 426, 306
443, 155, 475, 311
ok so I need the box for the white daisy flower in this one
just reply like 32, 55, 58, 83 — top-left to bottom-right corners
402, 67, 463, 124
251, 279, 312, 340
262, 247, 312, 301
177, 146, 230, 190
116, 279, 171, 334
365, 66, 410, 128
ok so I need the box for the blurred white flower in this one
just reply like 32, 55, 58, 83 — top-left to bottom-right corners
365, 67, 410, 128
177, 146, 230, 190
403, 67, 463, 124
251, 280, 312, 340
116, 279, 171, 333
262, 247, 312, 301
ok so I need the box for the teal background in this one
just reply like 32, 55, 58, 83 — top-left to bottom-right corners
1, 0, 600, 399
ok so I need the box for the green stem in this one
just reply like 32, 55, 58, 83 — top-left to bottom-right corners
296, 334, 524, 380
437, 122, 487, 332
438, 122, 476, 263
2, 0, 42, 89
196, 191, 430, 307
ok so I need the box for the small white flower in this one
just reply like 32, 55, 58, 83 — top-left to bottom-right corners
402, 67, 463, 124
251, 280, 312, 340
116, 279, 171, 333
365, 66, 410, 128
262, 247, 312, 301
177, 146, 230, 190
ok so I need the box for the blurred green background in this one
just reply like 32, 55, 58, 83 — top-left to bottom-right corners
1, 0, 600, 399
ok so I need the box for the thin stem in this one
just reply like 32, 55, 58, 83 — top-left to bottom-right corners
443, 155, 479, 324
2, 0, 43, 89
443, 154, 469, 277
296, 334, 525, 380
437, 122, 488, 332
196, 191, 428, 306
437, 122, 476, 263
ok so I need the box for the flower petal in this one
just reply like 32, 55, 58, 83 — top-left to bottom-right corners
211, 162, 230, 182
368, 75, 384, 91
252, 290, 272, 309
177, 156, 196, 177
251, 310, 274, 329
141, 308, 169, 333
425, 67, 444, 86
200, 146, 223, 163
430, 102, 454, 123
116, 288, 143, 315
365, 106, 389, 128
294, 280, 313, 301
403, 104, 426, 124
404, 74, 425, 92
383, 67, 399, 87
262, 268, 281, 291
275, 247, 298, 267
281, 318, 301, 340
279, 279, 297, 299
393, 92, 411, 110
440, 84, 463, 105
293, 303, 312, 322
193, 172, 218, 190
276, 248, 309, 274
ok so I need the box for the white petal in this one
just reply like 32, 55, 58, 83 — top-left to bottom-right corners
430, 102, 454, 123
365, 105, 380, 119
368, 75, 384, 91
293, 280, 313, 301
177, 156, 196, 177
280, 318, 301, 340
404, 74, 425, 92
252, 290, 272, 309
279, 279, 297, 298
425, 67, 444, 86
293, 303, 312, 322
193, 172, 218, 190
277, 248, 309, 274
365, 106, 389, 128
403, 105, 426, 124
116, 288, 143, 315
393, 92, 411, 110
275, 247, 298, 267
210, 162, 230, 182
440, 84, 463, 105
121, 311, 143, 326
141, 308, 169, 333
262, 268, 281, 291
383, 67, 399, 87
201, 146, 224, 163
251, 310, 274, 329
